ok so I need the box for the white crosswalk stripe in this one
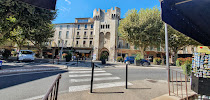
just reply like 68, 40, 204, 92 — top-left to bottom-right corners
69, 70, 106, 73
69, 73, 112, 77
68, 67, 132, 92
69, 82, 133, 92
70, 77, 120, 82
69, 69, 102, 71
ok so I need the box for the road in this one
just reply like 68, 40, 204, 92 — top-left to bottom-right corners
0, 61, 181, 100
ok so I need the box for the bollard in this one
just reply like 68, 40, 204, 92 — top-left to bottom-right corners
77, 58, 78, 66
0, 60, 2, 70
90, 63, 95, 93
126, 64, 128, 89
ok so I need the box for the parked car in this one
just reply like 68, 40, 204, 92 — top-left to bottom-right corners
18, 50, 35, 61
124, 56, 135, 64
124, 56, 150, 66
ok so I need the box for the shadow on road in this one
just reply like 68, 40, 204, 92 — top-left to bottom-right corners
127, 88, 151, 90
92, 92, 124, 94
0, 70, 67, 90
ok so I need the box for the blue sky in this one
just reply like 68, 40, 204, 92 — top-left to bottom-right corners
53, 0, 160, 24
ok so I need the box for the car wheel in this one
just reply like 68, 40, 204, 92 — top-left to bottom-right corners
143, 62, 149, 67
126, 61, 130, 65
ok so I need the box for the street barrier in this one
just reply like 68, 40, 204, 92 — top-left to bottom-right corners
169, 69, 189, 100
126, 64, 128, 89
43, 74, 61, 100
90, 63, 95, 93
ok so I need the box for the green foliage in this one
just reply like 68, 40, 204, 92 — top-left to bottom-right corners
119, 7, 163, 55
0, 0, 57, 55
153, 58, 157, 65
2, 49, 11, 59
100, 52, 108, 60
181, 62, 192, 76
176, 60, 181, 67
135, 52, 144, 60
153, 57, 161, 65
65, 52, 72, 62
11, 51, 17, 56
116, 56, 123, 62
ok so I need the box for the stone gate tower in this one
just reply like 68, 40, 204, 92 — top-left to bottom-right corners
93, 7, 121, 61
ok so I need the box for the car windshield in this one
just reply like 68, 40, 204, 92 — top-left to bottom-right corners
21, 51, 33, 54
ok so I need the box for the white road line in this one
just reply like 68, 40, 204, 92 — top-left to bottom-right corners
70, 77, 120, 82
23, 95, 44, 100
69, 69, 102, 71
69, 70, 106, 73
69, 82, 133, 92
69, 73, 112, 77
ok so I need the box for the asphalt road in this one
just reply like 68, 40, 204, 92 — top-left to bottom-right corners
0, 62, 181, 100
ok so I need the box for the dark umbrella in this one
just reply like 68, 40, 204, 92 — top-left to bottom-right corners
161, 0, 210, 46
16, 0, 57, 10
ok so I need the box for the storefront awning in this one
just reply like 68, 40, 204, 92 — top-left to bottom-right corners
160, 0, 210, 46
75, 50, 91, 53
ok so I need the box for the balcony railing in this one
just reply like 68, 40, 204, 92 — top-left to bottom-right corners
83, 35, 88, 39
89, 35, 93, 38
76, 35, 80, 39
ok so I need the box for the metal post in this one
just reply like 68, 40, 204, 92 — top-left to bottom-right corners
55, 79, 60, 100
126, 64, 128, 89
180, 73, 183, 99
185, 75, 188, 100
60, 39, 64, 61
90, 63, 95, 93
165, 23, 170, 95
176, 71, 178, 96
77, 58, 78, 66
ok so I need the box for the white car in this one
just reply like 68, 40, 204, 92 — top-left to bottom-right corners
18, 50, 35, 61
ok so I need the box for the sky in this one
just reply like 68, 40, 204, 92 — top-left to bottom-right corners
53, 0, 160, 24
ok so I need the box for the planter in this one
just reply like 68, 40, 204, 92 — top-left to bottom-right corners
191, 73, 210, 95
134, 60, 141, 66
66, 57, 71, 62
101, 59, 106, 64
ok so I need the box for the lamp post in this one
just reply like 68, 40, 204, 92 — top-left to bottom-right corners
59, 38, 64, 61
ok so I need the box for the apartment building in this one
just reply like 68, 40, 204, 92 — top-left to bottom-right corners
51, 7, 197, 62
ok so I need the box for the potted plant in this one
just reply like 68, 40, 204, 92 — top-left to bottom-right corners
65, 53, 72, 62
100, 53, 108, 64
134, 52, 144, 66
116, 56, 123, 62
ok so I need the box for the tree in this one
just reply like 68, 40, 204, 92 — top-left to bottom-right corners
119, 7, 163, 56
27, 24, 55, 57
160, 25, 201, 63
0, 0, 57, 57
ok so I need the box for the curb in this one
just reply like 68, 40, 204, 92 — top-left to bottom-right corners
0, 64, 69, 75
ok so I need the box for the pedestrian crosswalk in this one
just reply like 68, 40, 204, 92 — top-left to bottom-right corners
68, 68, 132, 92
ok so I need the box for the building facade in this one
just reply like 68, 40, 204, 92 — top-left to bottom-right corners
51, 7, 197, 62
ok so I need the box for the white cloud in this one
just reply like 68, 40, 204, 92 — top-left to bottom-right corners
65, 0, 71, 5
59, 6, 71, 12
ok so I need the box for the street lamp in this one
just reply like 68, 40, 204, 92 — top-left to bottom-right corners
59, 38, 64, 61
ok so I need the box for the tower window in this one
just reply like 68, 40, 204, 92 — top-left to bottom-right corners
84, 31, 86, 36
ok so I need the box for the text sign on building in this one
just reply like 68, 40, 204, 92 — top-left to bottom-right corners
197, 46, 210, 54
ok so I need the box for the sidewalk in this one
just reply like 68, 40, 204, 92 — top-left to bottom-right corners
40, 79, 184, 100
